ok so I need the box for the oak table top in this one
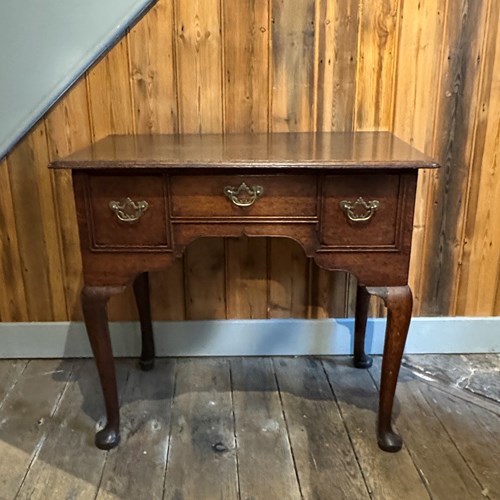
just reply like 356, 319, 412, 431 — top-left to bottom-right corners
51, 132, 437, 170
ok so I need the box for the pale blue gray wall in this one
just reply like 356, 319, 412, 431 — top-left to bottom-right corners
0, 0, 155, 159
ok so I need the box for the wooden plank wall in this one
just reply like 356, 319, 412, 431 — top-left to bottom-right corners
0, 0, 499, 322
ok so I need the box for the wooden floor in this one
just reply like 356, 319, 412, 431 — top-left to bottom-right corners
0, 354, 498, 500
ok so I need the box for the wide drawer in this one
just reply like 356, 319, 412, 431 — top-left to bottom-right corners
170, 174, 317, 219
320, 173, 402, 248
86, 174, 169, 249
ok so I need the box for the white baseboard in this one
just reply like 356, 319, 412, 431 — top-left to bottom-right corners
0, 317, 499, 358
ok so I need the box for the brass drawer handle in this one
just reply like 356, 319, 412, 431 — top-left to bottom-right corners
340, 197, 380, 222
224, 182, 264, 207
109, 197, 149, 223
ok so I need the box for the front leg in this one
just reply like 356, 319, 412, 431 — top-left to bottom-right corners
368, 285, 412, 452
81, 285, 126, 450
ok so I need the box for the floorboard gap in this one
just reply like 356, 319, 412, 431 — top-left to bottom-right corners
161, 359, 178, 499
228, 359, 241, 500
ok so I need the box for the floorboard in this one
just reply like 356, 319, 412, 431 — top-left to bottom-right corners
322, 357, 431, 500
162, 358, 238, 500
14, 360, 122, 500
0, 360, 27, 404
0, 360, 73, 497
370, 357, 487, 500
230, 357, 301, 500
0, 354, 498, 500
97, 359, 176, 500
274, 357, 369, 499
421, 382, 500, 499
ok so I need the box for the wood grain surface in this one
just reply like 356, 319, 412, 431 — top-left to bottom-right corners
2, 0, 500, 321
274, 357, 369, 498
231, 358, 302, 499
163, 358, 238, 499
1, 355, 499, 499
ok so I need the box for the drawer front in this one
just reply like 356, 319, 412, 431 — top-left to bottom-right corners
170, 175, 317, 219
86, 174, 169, 249
321, 174, 402, 248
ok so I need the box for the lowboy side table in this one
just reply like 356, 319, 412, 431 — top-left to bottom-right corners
51, 132, 438, 452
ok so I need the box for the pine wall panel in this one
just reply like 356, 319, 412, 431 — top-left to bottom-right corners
0, 0, 499, 322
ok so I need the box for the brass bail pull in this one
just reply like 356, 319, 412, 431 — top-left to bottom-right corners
223, 182, 264, 207
339, 197, 380, 222
109, 197, 149, 223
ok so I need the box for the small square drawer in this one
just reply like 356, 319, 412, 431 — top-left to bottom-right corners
170, 174, 317, 219
321, 174, 402, 248
86, 174, 169, 250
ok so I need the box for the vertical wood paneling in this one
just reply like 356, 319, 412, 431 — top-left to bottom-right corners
6, 125, 64, 320
86, 39, 136, 139
0, 159, 28, 321
309, 266, 350, 319
225, 237, 268, 319
1, 0, 500, 323
184, 238, 226, 320
29, 124, 67, 320
392, 0, 447, 314
174, 0, 223, 134
268, 239, 309, 318
44, 79, 91, 320
392, 0, 446, 145
316, 0, 358, 132
355, 0, 399, 130
455, 1, 500, 315
128, 0, 178, 134
223, 0, 269, 133
420, 0, 491, 316
270, 0, 316, 132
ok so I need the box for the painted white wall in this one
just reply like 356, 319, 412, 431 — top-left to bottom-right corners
0, 0, 155, 159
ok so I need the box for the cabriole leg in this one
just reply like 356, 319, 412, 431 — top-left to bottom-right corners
81, 285, 125, 450
133, 272, 155, 371
354, 284, 373, 368
368, 285, 413, 452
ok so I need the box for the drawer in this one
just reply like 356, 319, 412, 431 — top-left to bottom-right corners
86, 174, 169, 249
321, 174, 402, 248
170, 175, 317, 219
